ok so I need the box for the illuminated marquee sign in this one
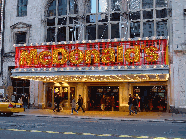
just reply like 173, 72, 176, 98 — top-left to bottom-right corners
15, 39, 168, 68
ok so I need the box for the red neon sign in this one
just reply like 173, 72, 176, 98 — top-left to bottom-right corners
15, 39, 167, 68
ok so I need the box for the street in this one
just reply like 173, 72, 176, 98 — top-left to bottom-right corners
0, 114, 185, 139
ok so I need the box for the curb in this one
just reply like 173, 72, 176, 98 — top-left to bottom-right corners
16, 114, 186, 123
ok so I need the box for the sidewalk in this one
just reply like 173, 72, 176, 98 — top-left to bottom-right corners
18, 109, 186, 122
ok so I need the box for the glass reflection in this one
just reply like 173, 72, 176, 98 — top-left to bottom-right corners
98, 0, 108, 12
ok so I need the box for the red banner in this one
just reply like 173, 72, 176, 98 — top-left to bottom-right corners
15, 39, 167, 68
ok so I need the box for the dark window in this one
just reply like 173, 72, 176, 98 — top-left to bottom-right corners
69, 0, 78, 14
98, 24, 108, 39
57, 27, 66, 42
111, 0, 121, 11
47, 27, 55, 42
156, 0, 167, 7
47, 18, 55, 26
143, 21, 154, 37
58, 0, 67, 16
86, 15, 96, 23
15, 32, 26, 44
156, 21, 167, 36
142, 0, 153, 9
156, 9, 167, 18
129, 11, 140, 20
47, 0, 56, 17
143, 10, 153, 19
69, 27, 79, 41
111, 23, 119, 39
110, 13, 120, 21
86, 25, 96, 40
17, 0, 28, 17
98, 14, 108, 22
69, 17, 78, 24
57, 17, 67, 25
130, 22, 140, 38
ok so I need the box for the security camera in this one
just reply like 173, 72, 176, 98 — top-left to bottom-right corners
121, 25, 125, 28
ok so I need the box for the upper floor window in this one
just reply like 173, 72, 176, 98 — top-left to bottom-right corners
15, 32, 27, 44
17, 0, 28, 17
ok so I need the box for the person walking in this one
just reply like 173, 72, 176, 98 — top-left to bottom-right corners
53, 94, 60, 112
133, 96, 138, 114
22, 95, 28, 111
11, 93, 16, 103
111, 96, 115, 111
77, 95, 85, 113
128, 94, 133, 115
100, 95, 106, 111
71, 96, 78, 115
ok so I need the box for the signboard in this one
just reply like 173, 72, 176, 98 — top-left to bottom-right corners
15, 39, 167, 68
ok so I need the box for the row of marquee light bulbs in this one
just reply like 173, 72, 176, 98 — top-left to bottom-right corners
14, 74, 169, 82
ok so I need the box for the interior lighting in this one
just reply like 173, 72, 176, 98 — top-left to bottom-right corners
105, 67, 107, 70
139, 66, 142, 68
60, 68, 64, 71
161, 65, 164, 68
118, 66, 121, 69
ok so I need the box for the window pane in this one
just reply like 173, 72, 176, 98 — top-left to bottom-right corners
98, 24, 108, 39
129, 11, 140, 20
156, 9, 167, 18
69, 0, 78, 14
69, 27, 79, 41
23, 0, 28, 6
143, 21, 154, 37
69, 17, 78, 24
156, 0, 167, 7
57, 27, 66, 42
47, 0, 56, 17
47, 18, 55, 26
130, 22, 140, 38
86, 15, 96, 23
58, 0, 67, 16
58, 17, 67, 25
111, 0, 121, 11
143, 10, 153, 19
110, 13, 120, 21
86, 25, 96, 40
98, 14, 108, 22
129, 0, 140, 10
22, 6, 27, 16
142, 0, 153, 9
47, 27, 55, 42
111, 23, 119, 39
15, 32, 26, 44
98, 0, 108, 12
156, 21, 167, 36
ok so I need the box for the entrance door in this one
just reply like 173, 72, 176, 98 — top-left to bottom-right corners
133, 86, 167, 112
88, 86, 119, 111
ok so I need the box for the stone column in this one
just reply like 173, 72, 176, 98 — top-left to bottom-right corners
119, 82, 129, 112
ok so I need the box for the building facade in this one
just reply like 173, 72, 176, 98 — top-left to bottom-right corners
0, 0, 186, 112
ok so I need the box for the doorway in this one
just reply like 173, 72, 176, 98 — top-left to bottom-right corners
133, 86, 167, 112
88, 86, 119, 111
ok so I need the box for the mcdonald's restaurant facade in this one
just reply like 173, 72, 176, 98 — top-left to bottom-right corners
11, 38, 170, 112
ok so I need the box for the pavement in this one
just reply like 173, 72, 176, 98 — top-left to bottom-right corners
17, 109, 186, 122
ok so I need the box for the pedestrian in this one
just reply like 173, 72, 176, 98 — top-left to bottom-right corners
77, 95, 85, 113
111, 96, 115, 111
53, 93, 60, 112
71, 96, 78, 115
128, 94, 133, 115
11, 93, 16, 103
133, 96, 138, 114
22, 95, 28, 111
100, 95, 106, 111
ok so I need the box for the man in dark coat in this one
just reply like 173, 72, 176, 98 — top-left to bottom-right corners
133, 96, 138, 114
128, 94, 133, 115
77, 95, 85, 113
111, 96, 115, 111
53, 94, 60, 112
